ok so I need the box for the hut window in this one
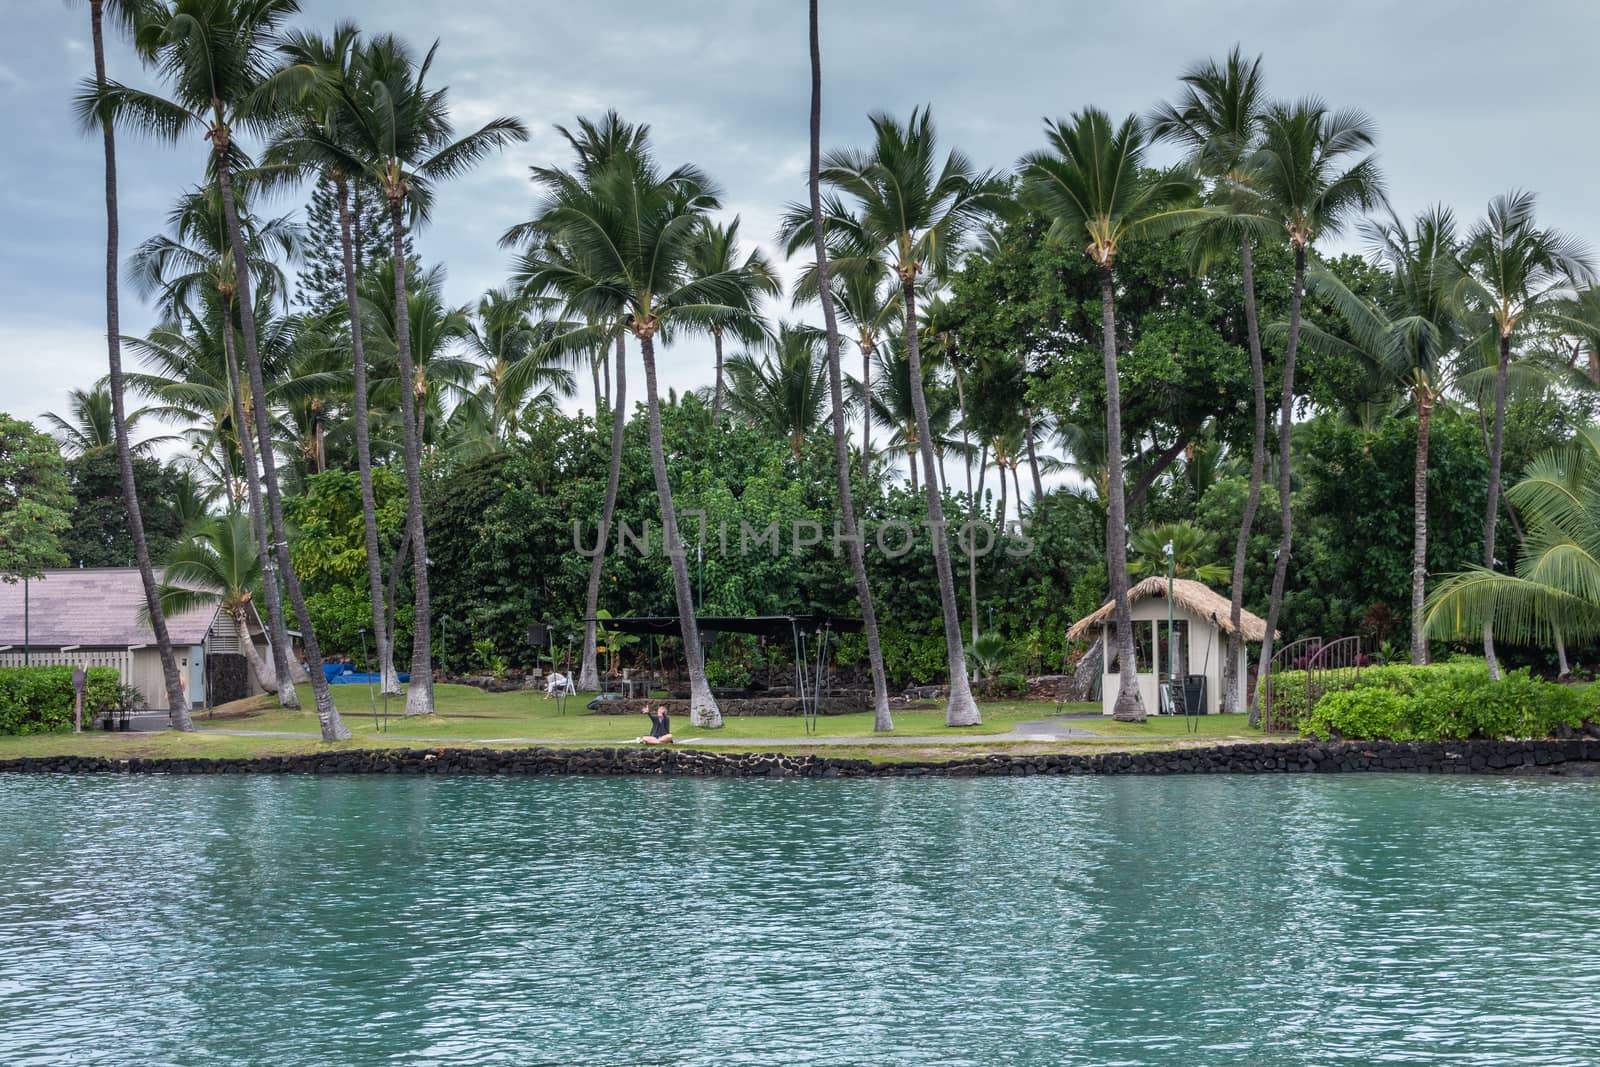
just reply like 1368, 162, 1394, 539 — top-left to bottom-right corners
1106, 622, 1156, 674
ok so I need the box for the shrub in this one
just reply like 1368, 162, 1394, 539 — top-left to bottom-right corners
1302, 662, 1586, 741
0, 666, 126, 735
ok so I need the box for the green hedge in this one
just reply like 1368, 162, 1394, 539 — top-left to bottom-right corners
0, 667, 134, 735
1303, 662, 1587, 742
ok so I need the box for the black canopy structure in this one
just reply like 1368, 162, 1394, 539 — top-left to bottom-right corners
589, 614, 862, 733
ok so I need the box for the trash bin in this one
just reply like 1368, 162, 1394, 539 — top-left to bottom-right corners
1182, 675, 1207, 715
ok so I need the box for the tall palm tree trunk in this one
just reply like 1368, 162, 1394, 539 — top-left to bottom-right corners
230, 604, 276, 693
1410, 390, 1433, 665
580, 333, 627, 692
902, 279, 980, 726
861, 343, 872, 480
809, 0, 892, 729
1100, 266, 1144, 722
711, 327, 726, 426
638, 331, 721, 727
1225, 237, 1266, 713
91, 2, 193, 728
222, 319, 290, 702
1253, 244, 1307, 719
997, 456, 1008, 529
386, 199, 436, 715
336, 177, 398, 694
215, 144, 349, 741
954, 369, 978, 652
1481, 333, 1512, 680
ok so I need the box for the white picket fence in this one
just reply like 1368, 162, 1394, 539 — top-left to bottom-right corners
0, 649, 134, 686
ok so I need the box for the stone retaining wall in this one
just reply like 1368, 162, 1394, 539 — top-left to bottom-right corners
3, 739, 1597, 778
588, 697, 865, 717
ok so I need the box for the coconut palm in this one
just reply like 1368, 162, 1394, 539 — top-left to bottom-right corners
1297, 206, 1467, 664
790, 245, 902, 480
1425, 426, 1600, 672
1018, 107, 1201, 721
507, 120, 746, 728
358, 260, 476, 453
724, 323, 831, 457
863, 336, 957, 493
1148, 47, 1271, 712
506, 112, 640, 695
461, 287, 581, 442
265, 21, 404, 691
151, 512, 278, 692
85, 0, 349, 738
321, 32, 527, 714
801, 0, 893, 730
1455, 190, 1593, 676
1245, 99, 1384, 711
72, 0, 193, 729
686, 218, 779, 426
43, 384, 170, 458
804, 109, 1002, 726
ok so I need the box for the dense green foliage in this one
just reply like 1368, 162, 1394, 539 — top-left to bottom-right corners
0, 667, 131, 735
1301, 661, 1587, 741
58, 449, 190, 568
0, 414, 72, 580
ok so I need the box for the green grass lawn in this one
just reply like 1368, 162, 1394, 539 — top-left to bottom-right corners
0, 683, 1264, 762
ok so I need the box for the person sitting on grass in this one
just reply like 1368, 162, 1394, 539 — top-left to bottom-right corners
637, 704, 674, 745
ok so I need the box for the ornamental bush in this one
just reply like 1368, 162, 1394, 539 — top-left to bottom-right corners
0, 666, 127, 735
1303, 662, 1586, 741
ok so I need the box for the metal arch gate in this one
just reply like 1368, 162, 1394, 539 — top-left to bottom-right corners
1260, 636, 1321, 734
1304, 636, 1364, 724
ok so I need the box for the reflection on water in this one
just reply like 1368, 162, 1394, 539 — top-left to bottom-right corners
1, 774, 1597, 1065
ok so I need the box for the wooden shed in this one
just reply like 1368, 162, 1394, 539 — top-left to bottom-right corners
0, 568, 272, 710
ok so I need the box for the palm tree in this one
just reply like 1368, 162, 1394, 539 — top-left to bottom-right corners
1455, 190, 1593, 677
802, 0, 892, 730
329, 32, 527, 714
72, 0, 193, 729
507, 120, 743, 728
1129, 521, 1230, 584
43, 384, 170, 457
462, 287, 580, 442
152, 513, 277, 692
1425, 426, 1600, 671
864, 336, 957, 493
1149, 47, 1271, 712
686, 218, 779, 426
1298, 207, 1466, 664
1246, 99, 1383, 710
266, 21, 402, 692
724, 323, 831, 456
790, 245, 901, 480
809, 108, 1000, 726
507, 112, 639, 696
89, 0, 349, 739
1018, 107, 1201, 721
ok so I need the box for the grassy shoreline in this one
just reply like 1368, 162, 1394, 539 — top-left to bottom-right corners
0, 683, 1267, 763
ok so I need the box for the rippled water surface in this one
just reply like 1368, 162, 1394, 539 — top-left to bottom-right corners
2, 774, 1598, 1065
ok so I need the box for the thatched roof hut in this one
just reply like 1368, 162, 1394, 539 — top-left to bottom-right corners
1067, 577, 1275, 642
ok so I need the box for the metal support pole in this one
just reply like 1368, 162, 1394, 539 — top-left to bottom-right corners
1165, 541, 1176, 716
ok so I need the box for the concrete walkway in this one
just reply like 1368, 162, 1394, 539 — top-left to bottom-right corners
196, 715, 1113, 747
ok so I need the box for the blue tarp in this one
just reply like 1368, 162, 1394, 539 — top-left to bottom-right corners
325, 670, 408, 685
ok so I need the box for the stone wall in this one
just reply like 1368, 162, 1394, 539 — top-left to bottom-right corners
588, 696, 865, 717
4, 738, 1597, 778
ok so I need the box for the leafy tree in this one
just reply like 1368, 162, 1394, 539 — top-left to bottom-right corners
0, 415, 72, 581
1018, 106, 1200, 720
59, 450, 186, 568
294, 173, 404, 313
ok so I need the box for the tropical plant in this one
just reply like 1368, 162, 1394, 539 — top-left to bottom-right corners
151, 513, 278, 692
686, 218, 779, 426
1454, 190, 1593, 676
506, 116, 740, 727
1018, 106, 1201, 720
801, 0, 892, 730
1243, 98, 1384, 714
322, 30, 528, 714
1148, 47, 1271, 712
86, 0, 350, 738
723, 323, 831, 456
72, 0, 194, 729
1129, 521, 1230, 584
1298, 206, 1467, 663
42, 384, 171, 458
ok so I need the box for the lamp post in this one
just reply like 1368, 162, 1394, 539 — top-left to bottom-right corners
1164, 540, 1175, 712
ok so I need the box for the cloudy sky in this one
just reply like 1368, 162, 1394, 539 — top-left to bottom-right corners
3, 0, 1598, 438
